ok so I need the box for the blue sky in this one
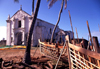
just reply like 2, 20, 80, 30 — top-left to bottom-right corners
0, 0, 100, 42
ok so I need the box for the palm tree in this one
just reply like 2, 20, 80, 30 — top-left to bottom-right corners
14, 0, 67, 64
23, 0, 41, 64
47, 0, 67, 43
14, 0, 41, 64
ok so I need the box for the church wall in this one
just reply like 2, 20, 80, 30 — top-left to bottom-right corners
25, 17, 29, 33
6, 8, 73, 47
32, 19, 60, 46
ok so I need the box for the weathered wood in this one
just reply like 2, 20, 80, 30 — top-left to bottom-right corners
20, 62, 36, 69
39, 39, 55, 48
68, 10, 75, 43
97, 60, 100, 67
88, 57, 93, 68
44, 65, 50, 69
93, 36, 99, 53
68, 43, 100, 60
47, 62, 53, 69
31, 58, 50, 63
66, 41, 71, 69
75, 27, 79, 43
86, 21, 93, 47
73, 49, 78, 68
12, 64, 24, 69
39, 39, 66, 49
1, 61, 4, 69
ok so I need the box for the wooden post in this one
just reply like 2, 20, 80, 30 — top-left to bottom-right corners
66, 35, 71, 69
86, 21, 93, 47
68, 10, 75, 43
75, 27, 79, 43
93, 36, 100, 67
93, 36, 99, 53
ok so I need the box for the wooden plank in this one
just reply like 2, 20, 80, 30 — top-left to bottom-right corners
73, 50, 78, 68
31, 58, 50, 63
68, 10, 75, 42
66, 41, 71, 69
20, 62, 36, 69
47, 62, 53, 69
88, 57, 93, 69
86, 21, 93, 47
93, 36, 99, 53
75, 27, 79, 43
12, 64, 24, 69
68, 43, 100, 60
97, 60, 100, 67
39, 39, 67, 49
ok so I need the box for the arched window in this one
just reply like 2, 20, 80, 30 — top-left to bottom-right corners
18, 20, 21, 28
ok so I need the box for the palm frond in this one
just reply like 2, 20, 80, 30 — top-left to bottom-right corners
48, 0, 68, 9
14, 0, 19, 3
48, 0, 58, 9
64, 0, 67, 9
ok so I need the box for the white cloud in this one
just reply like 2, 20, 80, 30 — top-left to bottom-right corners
0, 26, 6, 40
91, 31, 100, 42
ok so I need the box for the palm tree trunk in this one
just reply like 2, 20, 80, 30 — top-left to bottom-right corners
50, 0, 64, 43
23, 0, 41, 64
32, 0, 34, 13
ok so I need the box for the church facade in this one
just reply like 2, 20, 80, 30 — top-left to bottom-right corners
6, 6, 73, 46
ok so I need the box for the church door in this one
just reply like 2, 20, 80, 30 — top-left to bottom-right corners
17, 32, 22, 45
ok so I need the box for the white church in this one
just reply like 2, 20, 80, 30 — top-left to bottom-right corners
6, 6, 73, 46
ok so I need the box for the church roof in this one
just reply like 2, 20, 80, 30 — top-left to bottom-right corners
10, 9, 31, 19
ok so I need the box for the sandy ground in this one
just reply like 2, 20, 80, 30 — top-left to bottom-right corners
0, 48, 43, 62
0, 48, 69, 69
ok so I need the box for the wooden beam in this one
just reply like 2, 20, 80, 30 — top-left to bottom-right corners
66, 41, 71, 69
12, 64, 24, 69
68, 43, 100, 60
66, 35, 71, 69
86, 21, 93, 47
20, 62, 36, 69
75, 27, 79, 43
68, 10, 75, 42
93, 36, 99, 53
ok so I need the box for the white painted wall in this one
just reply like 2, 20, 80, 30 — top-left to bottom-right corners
6, 9, 73, 46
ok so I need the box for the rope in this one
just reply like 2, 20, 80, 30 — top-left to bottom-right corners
33, 44, 39, 57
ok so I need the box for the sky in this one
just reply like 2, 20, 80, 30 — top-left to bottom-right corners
0, 0, 100, 42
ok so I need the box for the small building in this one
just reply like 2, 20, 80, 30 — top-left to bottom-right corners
0, 38, 6, 46
6, 6, 73, 46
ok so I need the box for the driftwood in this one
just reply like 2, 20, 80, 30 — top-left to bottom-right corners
20, 62, 36, 69
12, 64, 24, 69
44, 65, 50, 69
47, 61, 53, 69
0, 55, 68, 69
31, 58, 50, 63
